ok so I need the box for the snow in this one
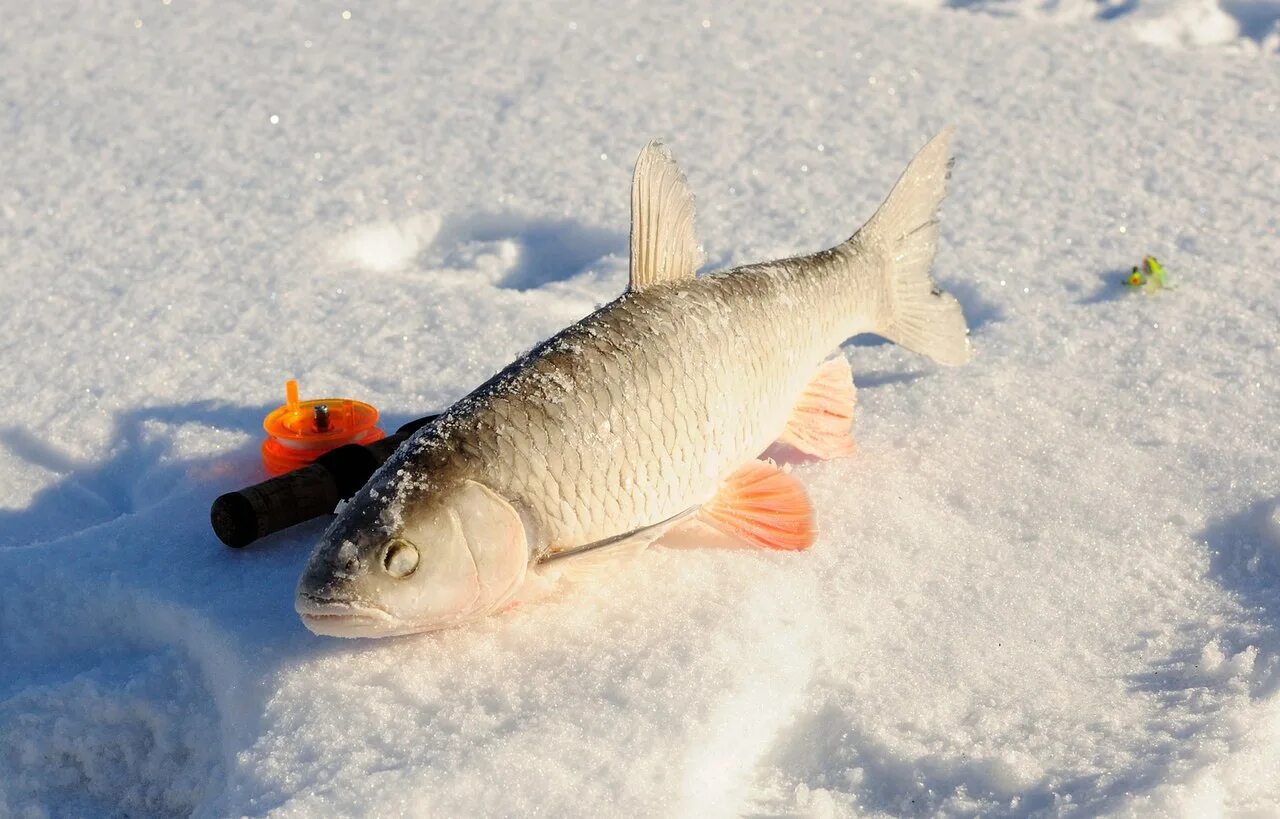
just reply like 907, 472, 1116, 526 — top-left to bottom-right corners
1, 0, 1278, 816
899, 0, 1280, 51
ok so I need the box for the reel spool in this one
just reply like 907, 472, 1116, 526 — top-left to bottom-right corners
261, 380, 385, 475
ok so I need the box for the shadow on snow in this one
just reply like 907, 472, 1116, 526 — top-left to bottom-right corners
429, 211, 626, 291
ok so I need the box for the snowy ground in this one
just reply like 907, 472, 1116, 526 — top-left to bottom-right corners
899, 0, 1280, 51
2, 0, 1279, 816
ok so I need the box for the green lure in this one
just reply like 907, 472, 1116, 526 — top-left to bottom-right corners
1122, 256, 1170, 293
1142, 256, 1168, 292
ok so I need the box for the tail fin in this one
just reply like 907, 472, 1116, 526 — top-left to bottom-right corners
852, 127, 971, 366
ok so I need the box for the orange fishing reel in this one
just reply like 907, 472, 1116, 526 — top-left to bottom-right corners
261, 380, 385, 475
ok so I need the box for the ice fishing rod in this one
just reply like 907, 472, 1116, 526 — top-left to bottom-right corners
210, 380, 440, 548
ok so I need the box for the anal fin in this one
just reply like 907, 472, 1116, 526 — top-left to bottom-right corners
777, 356, 857, 459
699, 461, 816, 551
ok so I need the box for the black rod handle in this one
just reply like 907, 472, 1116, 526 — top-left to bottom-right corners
210, 414, 438, 548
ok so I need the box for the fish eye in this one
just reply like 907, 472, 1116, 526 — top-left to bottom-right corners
383, 538, 420, 578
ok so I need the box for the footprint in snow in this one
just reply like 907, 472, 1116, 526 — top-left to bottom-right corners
337, 212, 626, 291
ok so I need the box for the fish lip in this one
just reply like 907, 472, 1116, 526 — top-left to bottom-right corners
295, 591, 393, 619
295, 593, 403, 638
295, 591, 486, 638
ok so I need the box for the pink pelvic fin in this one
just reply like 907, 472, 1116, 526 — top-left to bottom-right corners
777, 357, 857, 459
699, 460, 816, 551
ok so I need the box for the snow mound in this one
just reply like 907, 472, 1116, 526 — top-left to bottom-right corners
898, 0, 1280, 51
1, 648, 220, 817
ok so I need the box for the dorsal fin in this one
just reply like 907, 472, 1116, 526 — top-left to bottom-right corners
629, 140, 704, 291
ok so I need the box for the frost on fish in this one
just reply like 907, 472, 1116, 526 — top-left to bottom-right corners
296, 128, 971, 637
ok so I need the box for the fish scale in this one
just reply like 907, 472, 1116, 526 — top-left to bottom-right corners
381, 257, 877, 555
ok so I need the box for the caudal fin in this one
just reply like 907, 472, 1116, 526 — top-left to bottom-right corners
852, 127, 972, 366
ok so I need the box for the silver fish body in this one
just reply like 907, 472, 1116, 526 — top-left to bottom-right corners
297, 128, 971, 637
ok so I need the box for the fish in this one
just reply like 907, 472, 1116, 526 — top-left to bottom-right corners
296, 128, 972, 637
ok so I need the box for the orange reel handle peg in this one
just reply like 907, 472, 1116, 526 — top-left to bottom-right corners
261, 380, 385, 475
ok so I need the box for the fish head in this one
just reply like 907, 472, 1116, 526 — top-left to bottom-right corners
295, 479, 531, 637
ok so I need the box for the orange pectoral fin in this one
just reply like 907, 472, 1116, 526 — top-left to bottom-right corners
699, 460, 816, 551
777, 356, 857, 460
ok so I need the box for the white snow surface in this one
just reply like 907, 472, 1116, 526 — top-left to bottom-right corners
896, 0, 1280, 52
2, 1, 1279, 816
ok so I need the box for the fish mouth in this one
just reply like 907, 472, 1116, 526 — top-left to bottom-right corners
295, 592, 399, 638
296, 592, 488, 639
